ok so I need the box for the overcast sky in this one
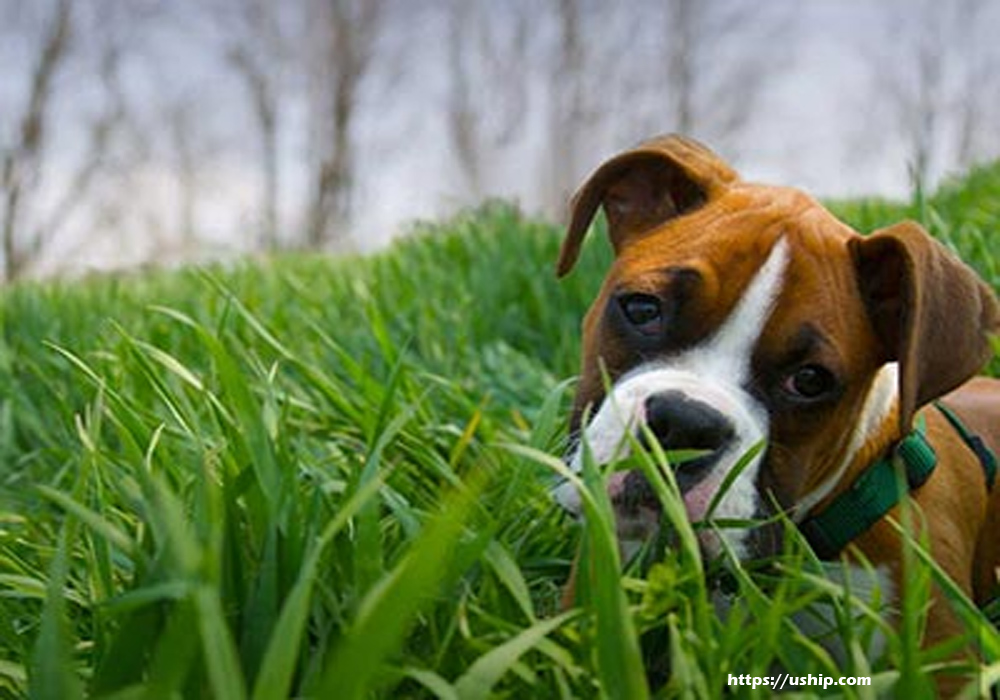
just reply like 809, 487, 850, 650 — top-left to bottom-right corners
3, 0, 999, 277
361, 0, 998, 240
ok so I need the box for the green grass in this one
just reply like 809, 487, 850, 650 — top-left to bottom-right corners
0, 167, 998, 700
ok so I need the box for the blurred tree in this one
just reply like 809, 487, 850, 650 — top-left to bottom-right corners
625, 0, 789, 155
867, 0, 1000, 195
0, 0, 137, 281
445, 0, 530, 200
542, 0, 594, 220
219, 0, 297, 250
305, 0, 385, 251
1, 0, 72, 282
165, 101, 200, 252
537, 0, 789, 220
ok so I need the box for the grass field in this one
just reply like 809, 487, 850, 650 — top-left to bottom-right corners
1, 165, 998, 699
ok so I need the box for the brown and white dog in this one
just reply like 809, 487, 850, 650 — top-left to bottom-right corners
554, 134, 1000, 649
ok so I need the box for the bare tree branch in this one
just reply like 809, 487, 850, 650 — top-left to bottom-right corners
865, 0, 1000, 193
445, 0, 531, 199
1, 0, 73, 282
541, 0, 592, 219
221, 0, 289, 250
305, 0, 385, 250
38, 39, 126, 247
651, 0, 790, 152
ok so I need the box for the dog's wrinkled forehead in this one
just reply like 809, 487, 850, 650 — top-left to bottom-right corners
608, 206, 799, 330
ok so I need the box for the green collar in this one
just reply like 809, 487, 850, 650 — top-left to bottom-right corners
799, 404, 997, 559
799, 415, 936, 559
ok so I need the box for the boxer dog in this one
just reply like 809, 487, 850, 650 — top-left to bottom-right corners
554, 134, 1000, 652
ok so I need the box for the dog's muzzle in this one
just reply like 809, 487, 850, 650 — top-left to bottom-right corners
555, 390, 741, 558
642, 391, 735, 491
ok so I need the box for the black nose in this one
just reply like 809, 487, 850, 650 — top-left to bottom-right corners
643, 391, 734, 476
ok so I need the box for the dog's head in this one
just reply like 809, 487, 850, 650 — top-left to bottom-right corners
556, 135, 1000, 559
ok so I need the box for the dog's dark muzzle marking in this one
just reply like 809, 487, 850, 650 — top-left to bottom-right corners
643, 391, 735, 491
609, 392, 737, 525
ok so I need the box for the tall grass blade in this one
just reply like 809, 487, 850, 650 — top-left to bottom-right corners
251, 475, 386, 700
29, 528, 82, 700
501, 443, 649, 700
315, 475, 486, 700
194, 586, 248, 700
452, 609, 577, 700
482, 540, 536, 624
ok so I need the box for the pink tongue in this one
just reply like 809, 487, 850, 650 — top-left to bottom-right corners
605, 471, 632, 501
681, 479, 714, 523
605, 470, 725, 558
606, 470, 715, 524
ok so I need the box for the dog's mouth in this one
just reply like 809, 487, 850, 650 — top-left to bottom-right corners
605, 455, 780, 562
606, 470, 662, 544
606, 458, 722, 557
556, 378, 772, 563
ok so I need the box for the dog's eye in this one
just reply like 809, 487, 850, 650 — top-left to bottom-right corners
619, 293, 662, 333
784, 365, 836, 400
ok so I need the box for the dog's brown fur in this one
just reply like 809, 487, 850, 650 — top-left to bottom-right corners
558, 135, 1000, 679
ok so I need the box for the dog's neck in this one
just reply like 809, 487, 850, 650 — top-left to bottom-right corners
795, 363, 901, 521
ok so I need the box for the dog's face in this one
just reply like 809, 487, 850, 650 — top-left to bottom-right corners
556, 135, 1000, 560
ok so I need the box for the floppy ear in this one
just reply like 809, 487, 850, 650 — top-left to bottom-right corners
849, 221, 1000, 431
555, 134, 739, 277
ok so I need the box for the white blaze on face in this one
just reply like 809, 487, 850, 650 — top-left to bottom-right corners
557, 238, 791, 559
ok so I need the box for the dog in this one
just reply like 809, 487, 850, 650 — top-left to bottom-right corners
554, 134, 1000, 655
